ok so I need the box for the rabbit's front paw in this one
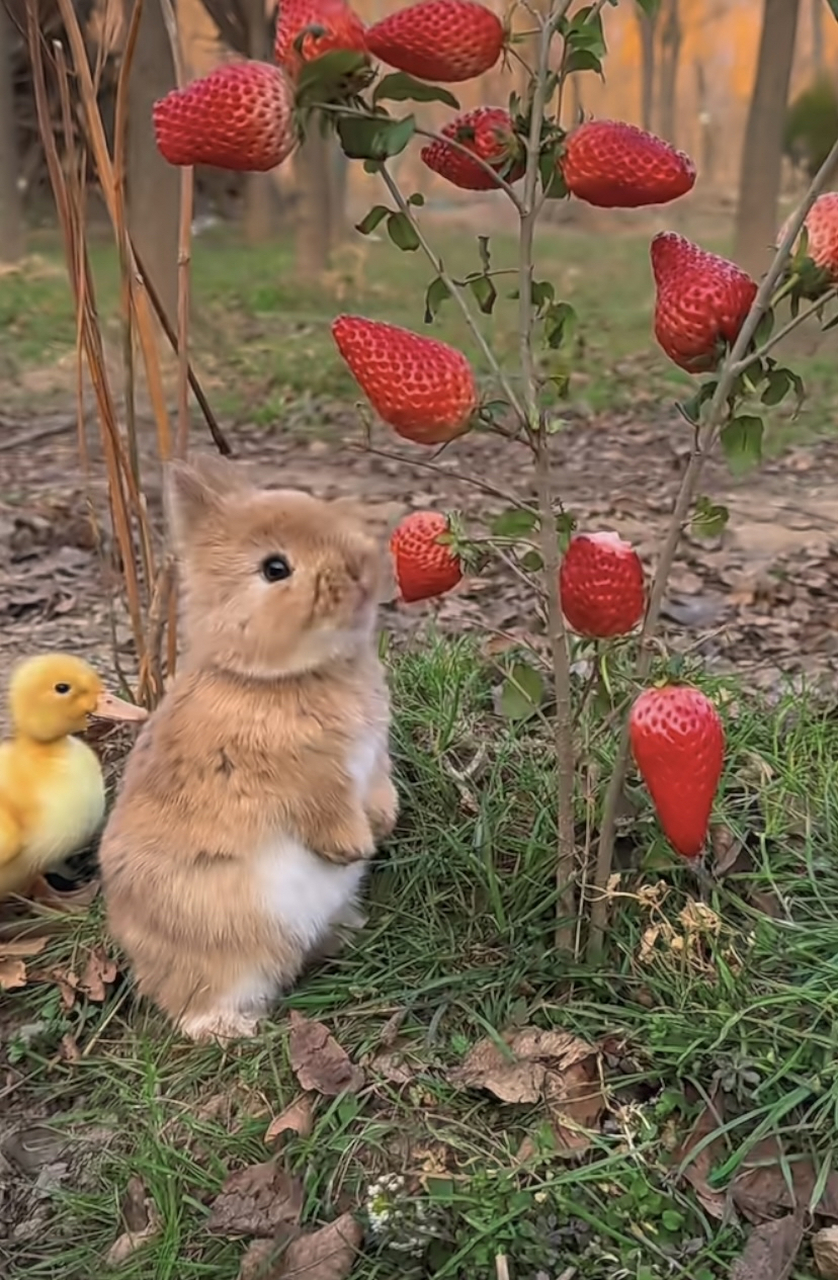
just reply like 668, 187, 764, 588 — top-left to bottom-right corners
317, 810, 376, 865
179, 1009, 261, 1043
366, 775, 399, 842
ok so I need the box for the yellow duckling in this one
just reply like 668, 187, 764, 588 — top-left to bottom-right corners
0, 654, 147, 901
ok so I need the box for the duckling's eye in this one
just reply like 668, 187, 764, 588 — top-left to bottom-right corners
54, 683, 71, 695
260, 554, 292, 584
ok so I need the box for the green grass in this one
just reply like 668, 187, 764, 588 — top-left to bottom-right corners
3, 216, 838, 436
4, 637, 838, 1279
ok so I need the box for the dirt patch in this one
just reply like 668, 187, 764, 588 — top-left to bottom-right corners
2, 401, 838, 705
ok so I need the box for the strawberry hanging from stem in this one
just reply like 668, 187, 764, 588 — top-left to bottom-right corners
629, 685, 724, 860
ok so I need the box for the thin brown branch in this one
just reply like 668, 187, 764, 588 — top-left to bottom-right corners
587, 134, 838, 960
729, 284, 838, 376
348, 440, 538, 514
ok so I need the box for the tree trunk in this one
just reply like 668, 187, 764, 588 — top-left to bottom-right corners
636, 2, 657, 133
811, 0, 825, 74
327, 142, 348, 248
694, 59, 716, 187
244, 0, 275, 244
294, 129, 332, 276
0, 0, 23, 263
733, 0, 801, 277
127, 0, 179, 325
657, 0, 681, 145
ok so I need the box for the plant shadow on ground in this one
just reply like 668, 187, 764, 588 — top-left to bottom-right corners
3, 636, 838, 1279
3, 218, 838, 444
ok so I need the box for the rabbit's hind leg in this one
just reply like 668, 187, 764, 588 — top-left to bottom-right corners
176, 969, 276, 1043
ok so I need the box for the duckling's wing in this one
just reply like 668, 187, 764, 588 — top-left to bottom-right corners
0, 806, 22, 865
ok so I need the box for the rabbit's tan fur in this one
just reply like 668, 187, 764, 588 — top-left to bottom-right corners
98, 454, 398, 1042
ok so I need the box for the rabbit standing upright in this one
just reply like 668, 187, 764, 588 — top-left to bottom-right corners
98, 454, 399, 1042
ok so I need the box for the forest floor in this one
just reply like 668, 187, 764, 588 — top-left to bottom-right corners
2, 206, 838, 1279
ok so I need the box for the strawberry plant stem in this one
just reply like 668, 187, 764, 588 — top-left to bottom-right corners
378, 166, 526, 421
520, 0, 578, 949
587, 136, 838, 961
730, 285, 838, 376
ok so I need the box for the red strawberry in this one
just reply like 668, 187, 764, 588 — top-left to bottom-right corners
331, 315, 478, 445
274, 0, 367, 73
366, 0, 503, 83
559, 532, 645, 638
778, 191, 838, 280
390, 512, 463, 603
420, 107, 524, 191
650, 232, 758, 373
562, 120, 696, 209
629, 686, 724, 860
153, 61, 296, 172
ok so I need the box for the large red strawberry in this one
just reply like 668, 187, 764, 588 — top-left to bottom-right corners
561, 120, 696, 209
420, 107, 524, 191
153, 61, 296, 172
366, 0, 503, 83
331, 315, 478, 445
629, 686, 724, 860
390, 512, 463, 602
274, 0, 367, 73
559, 532, 645, 638
650, 233, 758, 373
778, 191, 838, 280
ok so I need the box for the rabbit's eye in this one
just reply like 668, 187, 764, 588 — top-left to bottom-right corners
260, 554, 292, 584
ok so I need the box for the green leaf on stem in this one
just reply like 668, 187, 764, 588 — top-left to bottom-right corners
491, 509, 538, 537
478, 399, 511, 429
355, 204, 390, 235
761, 367, 795, 406
500, 662, 544, 721
691, 496, 730, 539
566, 7, 606, 56
468, 274, 497, 314
753, 309, 774, 345
337, 113, 415, 161
543, 301, 577, 350
532, 279, 556, 315
407, 191, 425, 206
424, 275, 451, 322
520, 550, 543, 573
386, 211, 420, 251
564, 48, 604, 75
373, 72, 460, 109
635, 0, 661, 14
677, 380, 717, 427
538, 148, 568, 199
556, 511, 576, 550
295, 48, 371, 102
720, 414, 764, 474
824, 0, 838, 17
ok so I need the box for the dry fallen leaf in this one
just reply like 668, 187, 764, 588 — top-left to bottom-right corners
79, 946, 118, 1002
50, 966, 80, 1010
0, 957, 27, 990
367, 1048, 414, 1086
287, 1013, 364, 1097
730, 1214, 804, 1280
59, 1033, 81, 1062
206, 1160, 303, 1238
274, 1212, 362, 1280
0, 936, 48, 958
813, 1225, 838, 1278
710, 822, 747, 876
106, 1175, 162, 1266
238, 1238, 281, 1280
264, 1095, 315, 1146
673, 1096, 727, 1220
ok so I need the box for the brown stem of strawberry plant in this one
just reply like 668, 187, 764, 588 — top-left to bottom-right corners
586, 135, 838, 962
519, 0, 578, 950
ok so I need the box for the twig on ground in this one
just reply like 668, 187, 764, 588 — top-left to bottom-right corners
587, 136, 838, 960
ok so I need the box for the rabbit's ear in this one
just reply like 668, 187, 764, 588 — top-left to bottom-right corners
164, 457, 232, 548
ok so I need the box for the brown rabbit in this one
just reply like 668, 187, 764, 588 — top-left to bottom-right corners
98, 454, 398, 1042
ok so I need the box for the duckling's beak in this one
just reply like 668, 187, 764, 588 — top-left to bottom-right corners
92, 691, 149, 723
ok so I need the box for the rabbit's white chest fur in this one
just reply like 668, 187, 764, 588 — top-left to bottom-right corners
257, 838, 367, 949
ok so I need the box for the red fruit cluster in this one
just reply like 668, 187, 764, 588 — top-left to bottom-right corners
153, 61, 296, 172
274, 0, 367, 72
331, 315, 478, 446
650, 232, 758, 373
562, 120, 696, 209
560, 532, 645, 639
629, 686, 724, 859
421, 108, 525, 191
367, 0, 504, 83
390, 512, 463, 603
